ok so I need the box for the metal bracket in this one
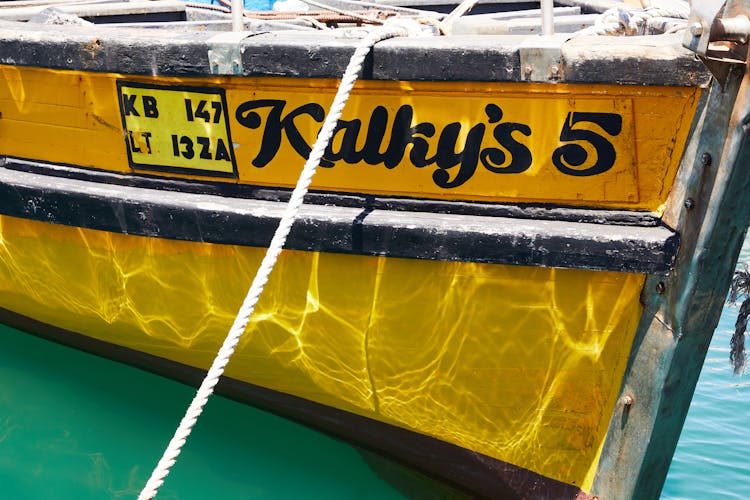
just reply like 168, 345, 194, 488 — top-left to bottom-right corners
207, 31, 258, 75
518, 34, 569, 82
683, 0, 750, 85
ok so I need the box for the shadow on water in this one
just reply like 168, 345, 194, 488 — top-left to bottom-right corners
0, 324, 465, 499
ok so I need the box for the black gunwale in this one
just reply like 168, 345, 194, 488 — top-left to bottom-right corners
0, 20, 710, 86
0, 158, 679, 273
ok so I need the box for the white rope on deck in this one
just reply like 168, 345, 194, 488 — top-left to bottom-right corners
439, 0, 482, 34
574, 0, 689, 36
137, 18, 429, 500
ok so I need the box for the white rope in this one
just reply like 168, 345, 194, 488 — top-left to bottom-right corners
137, 19, 429, 500
439, 0, 479, 34
574, 0, 689, 37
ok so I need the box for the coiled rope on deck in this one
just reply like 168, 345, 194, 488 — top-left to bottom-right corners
137, 19, 430, 500
574, 0, 689, 36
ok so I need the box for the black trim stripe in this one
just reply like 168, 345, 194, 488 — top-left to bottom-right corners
0, 160, 679, 272
0, 306, 591, 500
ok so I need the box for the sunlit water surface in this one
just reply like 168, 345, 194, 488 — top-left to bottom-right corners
1, 248, 749, 498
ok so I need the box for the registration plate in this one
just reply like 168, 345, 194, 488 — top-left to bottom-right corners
117, 81, 237, 177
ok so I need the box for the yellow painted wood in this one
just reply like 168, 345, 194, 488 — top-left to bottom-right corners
0, 215, 644, 489
0, 66, 700, 212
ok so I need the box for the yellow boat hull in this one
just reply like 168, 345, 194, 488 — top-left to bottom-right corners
0, 214, 643, 491
0, 24, 732, 497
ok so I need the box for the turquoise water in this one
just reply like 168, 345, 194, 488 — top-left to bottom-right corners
661, 241, 750, 499
0, 326, 459, 499
1, 268, 749, 499
661, 322, 750, 499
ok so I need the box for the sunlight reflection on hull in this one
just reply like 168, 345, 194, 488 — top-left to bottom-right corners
0, 215, 644, 489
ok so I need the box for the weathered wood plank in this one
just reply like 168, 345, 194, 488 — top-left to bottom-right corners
562, 35, 711, 86
0, 19, 710, 85
0, 0, 186, 21
592, 66, 750, 498
0, 160, 679, 272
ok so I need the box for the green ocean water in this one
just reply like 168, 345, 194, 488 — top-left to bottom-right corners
1, 264, 749, 499
0, 325, 462, 499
